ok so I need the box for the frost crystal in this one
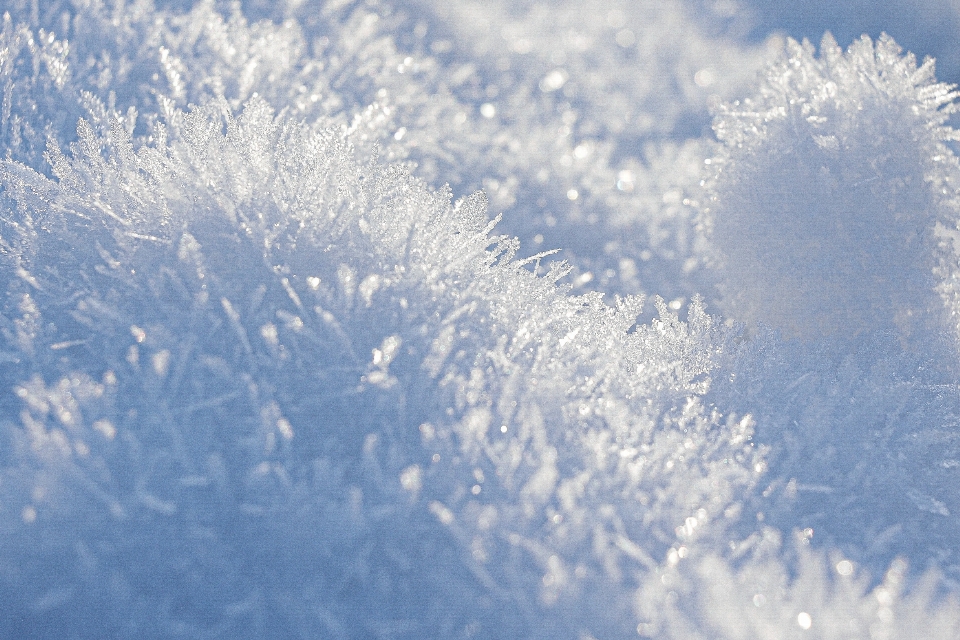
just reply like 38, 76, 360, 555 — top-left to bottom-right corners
0, 1, 959, 639
0, 55, 757, 638
704, 34, 960, 348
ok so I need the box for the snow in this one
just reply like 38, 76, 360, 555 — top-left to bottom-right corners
1, 0, 960, 638
704, 34, 960, 345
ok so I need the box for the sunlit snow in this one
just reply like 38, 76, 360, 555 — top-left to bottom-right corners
1, 0, 960, 638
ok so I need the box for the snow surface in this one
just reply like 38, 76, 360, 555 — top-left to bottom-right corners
1, 0, 960, 638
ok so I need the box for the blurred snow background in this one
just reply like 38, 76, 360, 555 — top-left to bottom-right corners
2, 0, 960, 638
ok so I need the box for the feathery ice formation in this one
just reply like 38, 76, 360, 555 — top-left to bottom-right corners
1, 1, 960, 638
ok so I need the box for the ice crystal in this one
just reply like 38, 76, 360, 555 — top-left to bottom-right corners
0, 79, 760, 635
1, 1, 959, 639
704, 34, 960, 348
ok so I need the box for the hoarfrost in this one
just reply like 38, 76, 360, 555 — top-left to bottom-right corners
0, 1, 959, 638
704, 34, 960, 349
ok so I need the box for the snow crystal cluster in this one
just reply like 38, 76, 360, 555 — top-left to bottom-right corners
703, 34, 960, 347
1, 0, 960, 639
